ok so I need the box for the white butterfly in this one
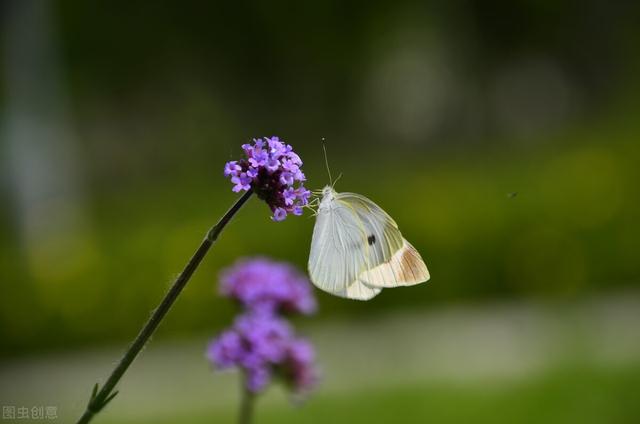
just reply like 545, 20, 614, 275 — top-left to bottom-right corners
308, 185, 430, 300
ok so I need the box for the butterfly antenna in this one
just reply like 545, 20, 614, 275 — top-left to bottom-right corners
332, 172, 343, 188
322, 141, 333, 186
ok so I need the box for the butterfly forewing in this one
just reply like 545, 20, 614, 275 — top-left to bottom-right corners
336, 192, 404, 265
309, 200, 368, 295
337, 192, 414, 286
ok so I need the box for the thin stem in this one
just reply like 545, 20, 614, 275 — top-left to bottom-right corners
76, 189, 254, 424
239, 385, 255, 424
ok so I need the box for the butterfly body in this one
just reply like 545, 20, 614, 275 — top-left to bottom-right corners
308, 186, 430, 300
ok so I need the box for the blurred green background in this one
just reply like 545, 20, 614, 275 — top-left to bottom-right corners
1, 1, 640, 423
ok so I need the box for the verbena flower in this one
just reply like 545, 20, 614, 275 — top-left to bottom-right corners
208, 257, 319, 396
207, 312, 319, 394
220, 257, 317, 315
285, 338, 319, 395
224, 136, 310, 221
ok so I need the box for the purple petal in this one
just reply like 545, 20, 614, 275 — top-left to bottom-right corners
272, 207, 287, 221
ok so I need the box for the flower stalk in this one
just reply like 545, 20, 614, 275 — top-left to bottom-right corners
76, 189, 253, 424
239, 384, 255, 424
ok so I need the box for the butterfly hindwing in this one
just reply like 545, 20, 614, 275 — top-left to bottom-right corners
338, 280, 382, 300
358, 239, 430, 288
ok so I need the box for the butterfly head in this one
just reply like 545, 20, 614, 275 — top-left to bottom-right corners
321, 185, 335, 199
315, 186, 337, 213
304, 186, 331, 216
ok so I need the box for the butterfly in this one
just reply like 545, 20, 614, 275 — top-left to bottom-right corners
308, 185, 430, 300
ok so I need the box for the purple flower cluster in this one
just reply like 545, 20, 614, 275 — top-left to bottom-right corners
224, 137, 311, 221
208, 258, 319, 395
207, 312, 318, 394
220, 257, 316, 315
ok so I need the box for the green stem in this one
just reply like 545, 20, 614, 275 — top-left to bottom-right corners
76, 189, 254, 424
239, 385, 255, 424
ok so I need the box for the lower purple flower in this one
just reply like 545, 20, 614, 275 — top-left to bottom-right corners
219, 257, 317, 315
207, 312, 319, 395
208, 257, 319, 397
206, 330, 242, 369
286, 339, 319, 394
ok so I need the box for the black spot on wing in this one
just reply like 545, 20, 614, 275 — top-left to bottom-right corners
367, 235, 376, 245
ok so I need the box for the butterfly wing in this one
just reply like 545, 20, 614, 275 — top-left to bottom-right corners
308, 189, 429, 300
308, 196, 379, 299
358, 238, 430, 288
336, 192, 429, 288
337, 280, 382, 300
